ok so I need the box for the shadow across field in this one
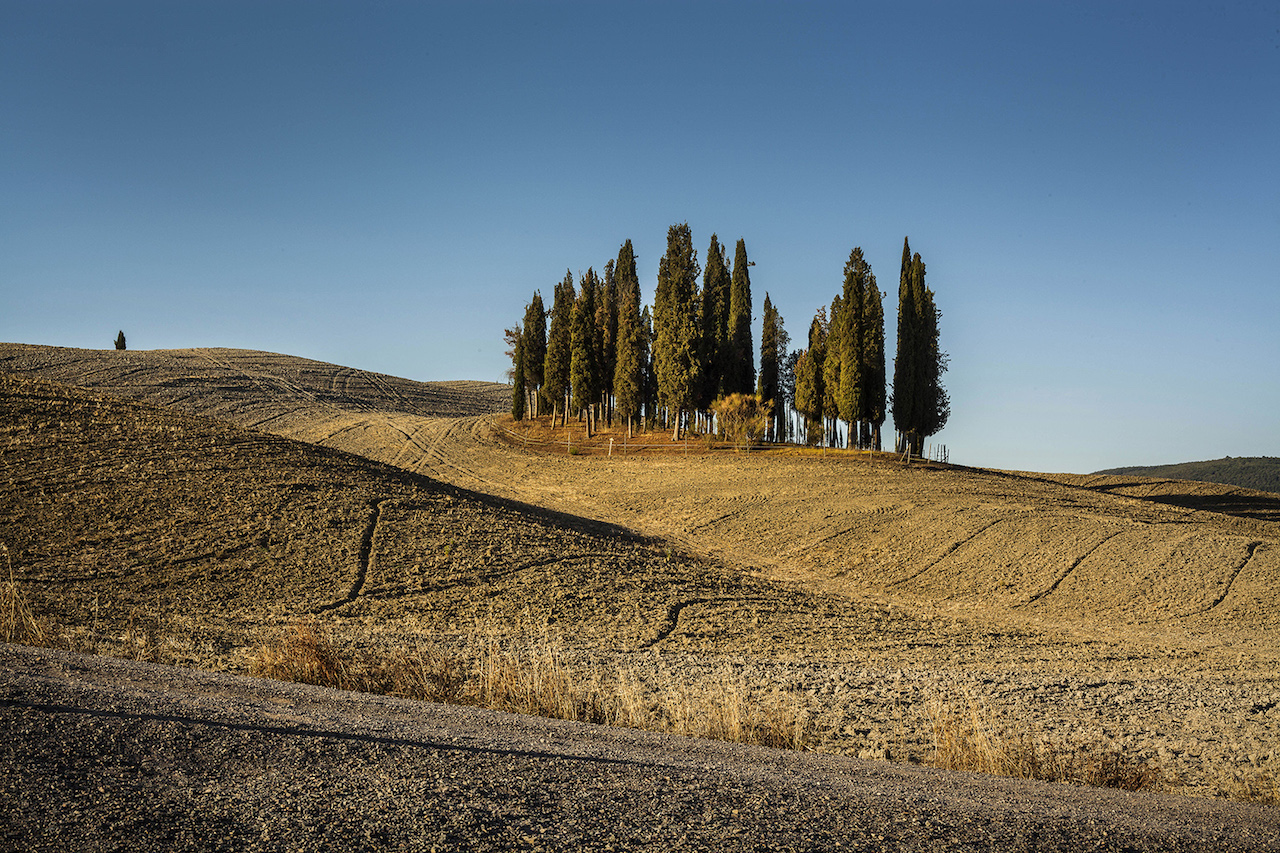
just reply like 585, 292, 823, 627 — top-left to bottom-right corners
1085, 480, 1280, 523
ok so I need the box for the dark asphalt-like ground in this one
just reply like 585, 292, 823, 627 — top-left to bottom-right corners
3, 644, 1278, 852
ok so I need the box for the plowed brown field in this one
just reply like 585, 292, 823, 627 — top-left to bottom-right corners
3, 342, 1278, 800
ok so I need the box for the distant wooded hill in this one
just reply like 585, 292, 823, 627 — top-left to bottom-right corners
1094, 457, 1280, 495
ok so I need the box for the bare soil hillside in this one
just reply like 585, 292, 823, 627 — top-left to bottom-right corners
3, 343, 1280, 801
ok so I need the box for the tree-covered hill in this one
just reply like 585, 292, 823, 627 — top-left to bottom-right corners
1094, 457, 1280, 495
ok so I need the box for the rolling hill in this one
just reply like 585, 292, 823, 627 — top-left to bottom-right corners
1096, 457, 1280, 496
4, 341, 1280, 800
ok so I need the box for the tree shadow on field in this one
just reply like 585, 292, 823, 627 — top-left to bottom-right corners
1088, 481, 1280, 523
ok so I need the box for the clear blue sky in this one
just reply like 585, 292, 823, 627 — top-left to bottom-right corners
3, 1, 1277, 473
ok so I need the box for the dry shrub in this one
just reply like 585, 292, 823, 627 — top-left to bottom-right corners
926, 696, 1162, 791
250, 620, 351, 689
710, 394, 771, 451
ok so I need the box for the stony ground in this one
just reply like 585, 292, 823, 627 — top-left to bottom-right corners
3, 343, 1279, 815
6, 643, 1280, 853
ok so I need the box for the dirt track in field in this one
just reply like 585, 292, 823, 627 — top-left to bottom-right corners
3, 342, 1280, 802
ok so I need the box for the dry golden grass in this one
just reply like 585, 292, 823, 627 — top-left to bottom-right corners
925, 695, 1163, 791
1, 545, 46, 646
247, 622, 812, 750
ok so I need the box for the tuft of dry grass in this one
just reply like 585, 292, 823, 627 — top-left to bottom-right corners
1213, 769, 1280, 805
2, 545, 47, 645
250, 620, 352, 689
925, 695, 1163, 791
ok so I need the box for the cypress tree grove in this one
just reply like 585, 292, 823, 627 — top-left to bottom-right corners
612, 239, 644, 434
758, 293, 779, 442
543, 270, 575, 426
726, 238, 755, 396
523, 292, 546, 415
511, 331, 526, 421
654, 223, 701, 440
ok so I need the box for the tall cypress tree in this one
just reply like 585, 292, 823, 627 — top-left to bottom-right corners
823, 294, 843, 447
837, 248, 870, 447
892, 240, 949, 455
570, 268, 601, 426
804, 310, 828, 444
654, 223, 701, 439
699, 234, 731, 411
758, 293, 779, 442
597, 259, 618, 422
726, 238, 755, 396
793, 348, 820, 445
891, 237, 918, 452
613, 240, 644, 432
523, 292, 546, 415
543, 270, 575, 426
863, 267, 887, 450
912, 253, 950, 447
640, 305, 657, 431
511, 332, 527, 421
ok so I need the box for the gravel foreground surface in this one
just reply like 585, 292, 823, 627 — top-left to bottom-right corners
3, 645, 1277, 852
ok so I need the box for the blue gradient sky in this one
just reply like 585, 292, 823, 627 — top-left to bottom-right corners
3, 1, 1277, 473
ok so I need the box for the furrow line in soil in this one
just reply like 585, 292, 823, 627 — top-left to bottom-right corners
887, 516, 1012, 588
636, 596, 773, 651
638, 598, 711, 650
313, 498, 388, 613
1018, 530, 1125, 607
1178, 540, 1264, 618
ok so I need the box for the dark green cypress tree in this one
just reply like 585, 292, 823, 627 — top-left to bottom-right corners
511, 332, 527, 421
597, 259, 618, 422
758, 293, 779, 442
891, 237, 918, 452
613, 240, 644, 432
804, 309, 828, 443
570, 268, 600, 425
654, 223, 701, 439
114, 330, 127, 351
863, 268, 887, 450
913, 254, 950, 448
893, 241, 949, 455
726, 238, 755, 396
640, 305, 657, 430
699, 234, 731, 411
837, 248, 870, 446
523, 292, 546, 415
793, 348, 820, 445
543, 270, 575, 426
823, 294, 843, 447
